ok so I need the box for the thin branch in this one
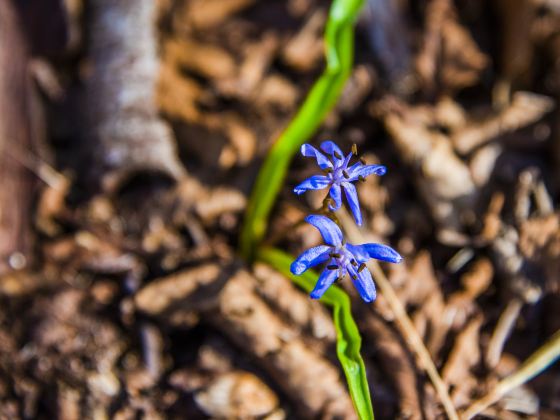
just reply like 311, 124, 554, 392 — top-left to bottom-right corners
338, 209, 460, 420
462, 328, 560, 419
485, 298, 523, 368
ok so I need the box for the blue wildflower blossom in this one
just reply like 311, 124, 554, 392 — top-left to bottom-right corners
293, 141, 386, 226
290, 215, 402, 302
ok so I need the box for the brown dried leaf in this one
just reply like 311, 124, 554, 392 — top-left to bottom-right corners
381, 100, 476, 234
253, 263, 336, 343
134, 264, 222, 315
442, 315, 482, 388
452, 92, 554, 155
157, 62, 203, 123
163, 37, 236, 81
213, 270, 355, 418
281, 9, 325, 72
255, 74, 299, 110
416, 0, 488, 93
174, 0, 256, 30
217, 33, 278, 99
194, 371, 279, 418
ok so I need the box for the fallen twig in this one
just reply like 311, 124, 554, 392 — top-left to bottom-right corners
486, 298, 524, 368
338, 209, 460, 420
86, 0, 185, 192
462, 329, 560, 419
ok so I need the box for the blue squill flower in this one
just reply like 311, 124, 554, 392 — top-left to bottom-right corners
293, 141, 386, 226
290, 215, 402, 302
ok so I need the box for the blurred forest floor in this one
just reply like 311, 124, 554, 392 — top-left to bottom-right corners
0, 0, 559, 418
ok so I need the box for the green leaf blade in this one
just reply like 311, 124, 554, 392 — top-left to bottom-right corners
258, 247, 374, 420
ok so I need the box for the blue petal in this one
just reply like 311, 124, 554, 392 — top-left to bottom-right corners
328, 184, 342, 211
348, 264, 376, 302
320, 141, 344, 165
310, 268, 338, 299
341, 152, 353, 170
293, 175, 331, 195
345, 243, 370, 263
342, 182, 362, 226
347, 163, 386, 181
346, 243, 402, 264
305, 215, 343, 247
301, 144, 333, 169
290, 245, 332, 275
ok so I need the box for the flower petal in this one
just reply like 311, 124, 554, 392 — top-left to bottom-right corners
305, 215, 343, 247
310, 268, 338, 299
320, 141, 344, 165
341, 152, 353, 170
342, 182, 362, 226
346, 243, 402, 264
348, 264, 376, 302
345, 243, 370, 263
293, 175, 331, 195
346, 163, 386, 181
290, 245, 332, 275
328, 184, 342, 211
301, 144, 333, 169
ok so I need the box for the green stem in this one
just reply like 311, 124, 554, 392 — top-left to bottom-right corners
240, 0, 365, 260
259, 247, 374, 420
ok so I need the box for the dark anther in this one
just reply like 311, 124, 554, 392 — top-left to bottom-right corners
351, 260, 358, 267
323, 167, 333, 174
358, 263, 366, 273
342, 170, 349, 178
327, 264, 338, 270
334, 151, 343, 160
358, 175, 366, 182
359, 158, 366, 165
352, 144, 358, 156
330, 252, 341, 258
351, 275, 357, 280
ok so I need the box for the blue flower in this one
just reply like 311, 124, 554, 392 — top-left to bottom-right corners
293, 141, 386, 226
290, 215, 402, 302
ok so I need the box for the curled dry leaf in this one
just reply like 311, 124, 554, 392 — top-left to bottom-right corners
442, 316, 483, 408
217, 32, 279, 99
212, 269, 355, 418
157, 62, 204, 123
416, 0, 488, 93
194, 371, 279, 418
519, 213, 560, 293
381, 100, 476, 237
174, 0, 256, 30
254, 263, 336, 344
281, 9, 325, 72
452, 92, 554, 155
362, 315, 423, 419
255, 74, 299, 110
134, 264, 222, 315
163, 37, 236, 82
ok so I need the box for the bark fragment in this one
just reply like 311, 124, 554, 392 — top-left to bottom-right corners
0, 0, 35, 274
86, 0, 185, 192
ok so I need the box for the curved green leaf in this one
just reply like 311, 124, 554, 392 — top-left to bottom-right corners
240, 0, 366, 260
258, 247, 374, 420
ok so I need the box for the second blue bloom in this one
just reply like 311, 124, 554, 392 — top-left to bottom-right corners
293, 141, 386, 226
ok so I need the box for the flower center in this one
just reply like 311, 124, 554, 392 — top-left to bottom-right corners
330, 246, 357, 272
